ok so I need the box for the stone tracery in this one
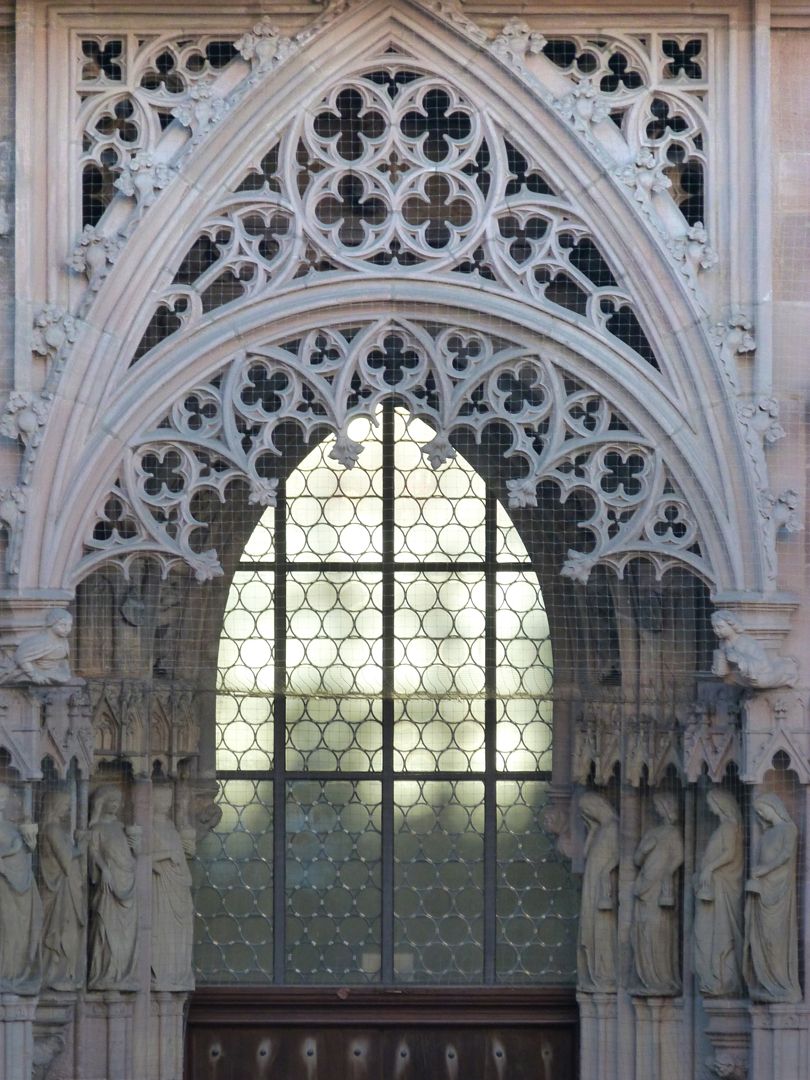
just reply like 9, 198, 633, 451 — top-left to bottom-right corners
82, 316, 708, 585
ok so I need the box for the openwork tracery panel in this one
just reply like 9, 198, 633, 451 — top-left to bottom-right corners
129, 62, 660, 371
83, 316, 709, 586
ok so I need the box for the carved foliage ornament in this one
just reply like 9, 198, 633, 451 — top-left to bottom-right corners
82, 316, 709, 585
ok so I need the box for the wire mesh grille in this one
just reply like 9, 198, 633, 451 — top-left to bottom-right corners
194, 403, 575, 984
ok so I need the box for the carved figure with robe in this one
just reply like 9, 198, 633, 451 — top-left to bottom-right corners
631, 791, 683, 996
0, 782, 42, 993
693, 788, 744, 997
744, 793, 801, 1003
151, 785, 196, 991
40, 789, 88, 990
577, 791, 619, 992
88, 786, 140, 991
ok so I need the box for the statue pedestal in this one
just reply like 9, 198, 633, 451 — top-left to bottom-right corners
0, 994, 37, 1080
702, 998, 749, 1078
74, 992, 134, 1080
577, 992, 617, 1080
148, 992, 188, 1080
750, 1003, 809, 1080
34, 993, 75, 1080
632, 996, 683, 1080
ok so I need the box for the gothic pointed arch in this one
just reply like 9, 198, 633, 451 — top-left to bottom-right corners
18, 0, 762, 594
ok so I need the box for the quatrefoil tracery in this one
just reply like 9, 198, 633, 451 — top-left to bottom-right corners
84, 318, 708, 587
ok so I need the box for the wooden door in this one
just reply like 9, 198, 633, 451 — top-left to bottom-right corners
186, 988, 578, 1080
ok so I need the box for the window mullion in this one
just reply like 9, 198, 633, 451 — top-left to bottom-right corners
273, 480, 287, 985
484, 485, 498, 984
381, 401, 395, 984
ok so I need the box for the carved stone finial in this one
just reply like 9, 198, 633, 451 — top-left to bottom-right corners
114, 152, 173, 208
32, 304, 77, 362
0, 390, 51, 448
68, 224, 123, 291
235, 16, 295, 72
0, 608, 74, 686
491, 18, 545, 66
553, 78, 610, 132
711, 609, 798, 689
172, 82, 230, 143
616, 148, 672, 205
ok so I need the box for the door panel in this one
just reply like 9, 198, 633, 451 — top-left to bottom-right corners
186, 988, 578, 1080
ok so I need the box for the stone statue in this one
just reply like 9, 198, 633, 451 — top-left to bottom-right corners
0, 782, 42, 993
0, 608, 73, 684
151, 785, 196, 991
88, 786, 140, 991
693, 789, 744, 997
40, 789, 88, 990
577, 792, 619, 992
711, 609, 798, 689
744, 793, 801, 1003
631, 791, 683, 996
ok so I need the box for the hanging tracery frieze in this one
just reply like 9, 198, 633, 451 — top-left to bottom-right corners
129, 64, 661, 374
81, 316, 710, 587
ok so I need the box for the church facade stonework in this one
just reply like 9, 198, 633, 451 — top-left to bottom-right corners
0, 1, 807, 1078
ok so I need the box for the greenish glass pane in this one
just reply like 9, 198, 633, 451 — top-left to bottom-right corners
286, 697, 383, 771
217, 570, 275, 693
286, 780, 382, 983
193, 779, 273, 984
393, 698, 485, 771
394, 780, 484, 983
286, 415, 383, 563
496, 781, 578, 984
287, 572, 383, 697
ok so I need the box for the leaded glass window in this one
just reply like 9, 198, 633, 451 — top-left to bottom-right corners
194, 403, 577, 984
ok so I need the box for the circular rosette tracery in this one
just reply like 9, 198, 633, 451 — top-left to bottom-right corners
296, 69, 494, 269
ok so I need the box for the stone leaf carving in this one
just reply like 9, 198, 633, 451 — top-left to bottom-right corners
577, 792, 619, 993
0, 609, 74, 686
32, 304, 78, 362
0, 782, 42, 994
711, 609, 798, 690
69, 225, 124, 292
235, 16, 295, 73
737, 396, 785, 492
705, 1053, 747, 1080
490, 17, 545, 67
553, 78, 610, 134
710, 311, 755, 389
172, 83, 230, 144
743, 793, 801, 1004
114, 152, 173, 208
631, 792, 683, 996
88, 786, 140, 991
40, 790, 88, 991
693, 789, 744, 998
151, 785, 195, 991
0, 391, 51, 449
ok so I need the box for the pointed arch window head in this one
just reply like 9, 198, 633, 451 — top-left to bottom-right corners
197, 403, 576, 987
